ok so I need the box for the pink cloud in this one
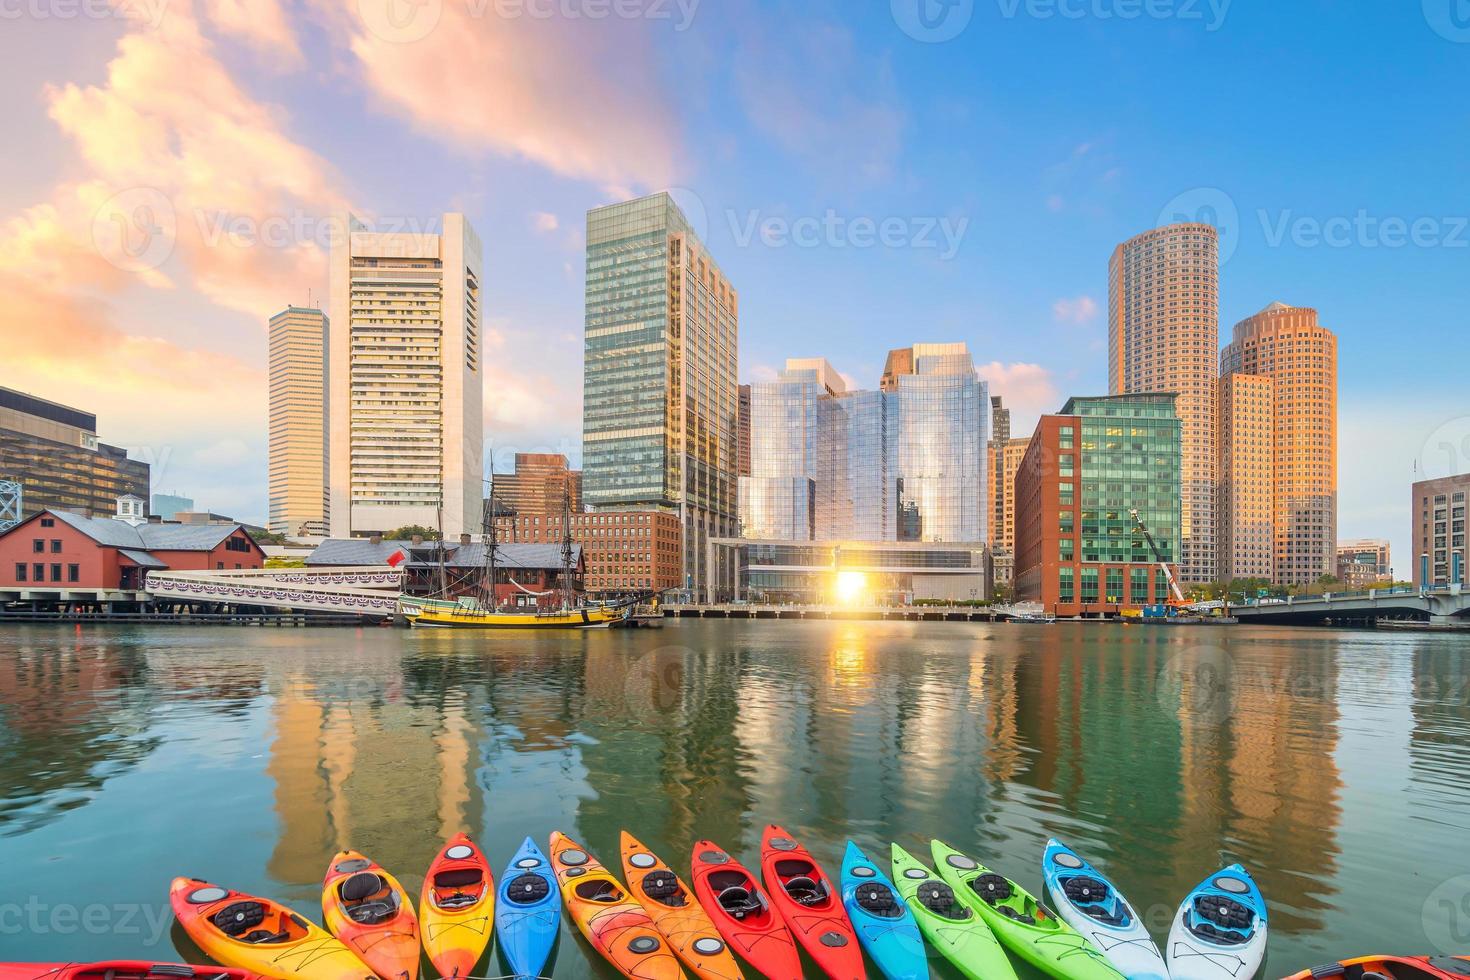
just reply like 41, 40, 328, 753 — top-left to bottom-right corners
977, 362, 1062, 433
320, 0, 682, 191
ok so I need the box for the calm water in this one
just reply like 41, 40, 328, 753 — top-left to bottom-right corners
2, 621, 1469, 975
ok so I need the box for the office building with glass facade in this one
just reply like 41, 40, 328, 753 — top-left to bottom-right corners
732, 345, 989, 604
583, 192, 739, 600
1015, 393, 1182, 617
0, 388, 150, 528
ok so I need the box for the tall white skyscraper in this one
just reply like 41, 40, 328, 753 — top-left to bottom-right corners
328, 212, 483, 538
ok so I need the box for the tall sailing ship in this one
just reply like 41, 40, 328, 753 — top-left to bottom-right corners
399, 481, 632, 629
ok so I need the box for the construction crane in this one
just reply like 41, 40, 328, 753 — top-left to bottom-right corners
1130, 508, 1190, 607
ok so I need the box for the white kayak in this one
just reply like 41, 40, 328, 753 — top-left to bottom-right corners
1042, 839, 1169, 980
1166, 864, 1268, 980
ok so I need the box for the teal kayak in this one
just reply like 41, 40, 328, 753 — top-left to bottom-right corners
890, 843, 1017, 980
932, 840, 1123, 980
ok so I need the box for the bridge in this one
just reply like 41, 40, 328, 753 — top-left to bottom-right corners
1230, 585, 1470, 627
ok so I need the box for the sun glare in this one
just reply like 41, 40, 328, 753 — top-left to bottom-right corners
834, 570, 868, 606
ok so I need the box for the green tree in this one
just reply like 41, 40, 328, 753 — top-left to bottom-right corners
384, 525, 441, 541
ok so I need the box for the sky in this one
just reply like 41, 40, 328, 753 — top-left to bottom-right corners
2, 0, 1467, 572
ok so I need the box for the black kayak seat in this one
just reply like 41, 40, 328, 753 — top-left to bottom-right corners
506, 872, 550, 905
855, 883, 902, 919
340, 872, 387, 903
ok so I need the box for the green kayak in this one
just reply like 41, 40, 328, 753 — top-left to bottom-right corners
931, 840, 1123, 980
890, 843, 1018, 980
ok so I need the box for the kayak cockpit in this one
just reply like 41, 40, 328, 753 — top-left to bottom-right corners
505, 872, 552, 905
640, 869, 689, 908
1185, 894, 1257, 945
337, 871, 401, 925
574, 878, 626, 904
853, 882, 904, 919
1060, 873, 1132, 927
430, 868, 486, 910
211, 900, 308, 944
916, 882, 973, 921
774, 859, 830, 906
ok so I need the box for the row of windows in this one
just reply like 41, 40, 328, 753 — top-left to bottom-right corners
15, 563, 80, 583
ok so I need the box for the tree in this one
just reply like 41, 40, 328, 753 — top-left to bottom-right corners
384, 525, 441, 541
249, 529, 289, 546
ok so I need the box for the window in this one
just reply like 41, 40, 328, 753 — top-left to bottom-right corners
15, 563, 26, 582
217, 562, 225, 570
50, 564, 62, 583
32, 539, 44, 553
1081, 568, 1100, 603
40, 517, 54, 528
67, 564, 79, 583
50, 540, 62, 553
33, 563, 44, 582
1058, 567, 1074, 602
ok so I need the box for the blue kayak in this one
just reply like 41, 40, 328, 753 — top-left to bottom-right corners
495, 836, 561, 980
840, 841, 928, 980
1041, 839, 1168, 980
1166, 864, 1267, 980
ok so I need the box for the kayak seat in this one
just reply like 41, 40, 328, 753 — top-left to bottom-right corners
1062, 875, 1112, 907
969, 874, 1013, 905
1193, 895, 1254, 932
854, 883, 902, 918
574, 879, 623, 903
717, 886, 762, 920
340, 872, 389, 904
1188, 919, 1249, 945
346, 901, 395, 925
435, 869, 484, 889
641, 870, 687, 906
998, 905, 1037, 926
241, 928, 290, 944
783, 876, 826, 906
916, 882, 972, 921
212, 901, 266, 936
507, 872, 551, 905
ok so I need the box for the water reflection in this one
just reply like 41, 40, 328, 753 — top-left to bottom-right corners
0, 623, 1466, 972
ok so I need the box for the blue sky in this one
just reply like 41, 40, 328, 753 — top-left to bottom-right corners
3, 0, 1466, 570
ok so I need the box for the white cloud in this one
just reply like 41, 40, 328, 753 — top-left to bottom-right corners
532, 211, 560, 233
1052, 295, 1100, 326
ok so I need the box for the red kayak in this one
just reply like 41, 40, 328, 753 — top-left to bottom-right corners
689, 840, 802, 980
1282, 956, 1470, 980
0, 965, 261, 980
758, 826, 864, 980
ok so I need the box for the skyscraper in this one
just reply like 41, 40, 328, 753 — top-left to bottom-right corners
1109, 223, 1219, 584
1411, 476, 1468, 588
268, 306, 329, 537
583, 192, 739, 600
1216, 373, 1274, 582
328, 213, 483, 538
1220, 302, 1338, 587
740, 345, 989, 544
989, 395, 1011, 552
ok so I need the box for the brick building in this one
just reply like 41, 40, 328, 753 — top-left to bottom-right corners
494, 509, 681, 597
0, 509, 264, 591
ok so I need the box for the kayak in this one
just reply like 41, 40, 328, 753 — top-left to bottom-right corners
759, 825, 864, 980
547, 831, 684, 980
1165, 865, 1267, 980
890, 844, 1017, 980
1283, 956, 1470, 980
839, 841, 927, 980
168, 877, 372, 980
321, 850, 421, 980
0, 964, 261, 980
495, 837, 561, 980
932, 840, 1122, 980
619, 830, 744, 980
1042, 839, 1168, 980
689, 840, 802, 980
420, 833, 495, 979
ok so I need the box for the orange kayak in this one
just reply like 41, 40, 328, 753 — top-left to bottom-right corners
321, 850, 421, 980
419, 834, 495, 979
1282, 957, 1470, 980
619, 831, 744, 980
548, 831, 685, 980
168, 876, 372, 980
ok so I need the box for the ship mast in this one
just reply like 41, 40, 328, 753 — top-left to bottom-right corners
483, 465, 500, 612
560, 483, 574, 610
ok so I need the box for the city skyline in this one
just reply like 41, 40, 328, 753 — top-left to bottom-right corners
2, 4, 1464, 571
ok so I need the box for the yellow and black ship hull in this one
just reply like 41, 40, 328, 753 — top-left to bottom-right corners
400, 598, 631, 629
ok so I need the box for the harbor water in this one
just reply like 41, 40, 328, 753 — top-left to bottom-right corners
1, 620, 1468, 975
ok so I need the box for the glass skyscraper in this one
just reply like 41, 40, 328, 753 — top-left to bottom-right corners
583, 193, 739, 599
740, 344, 989, 544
